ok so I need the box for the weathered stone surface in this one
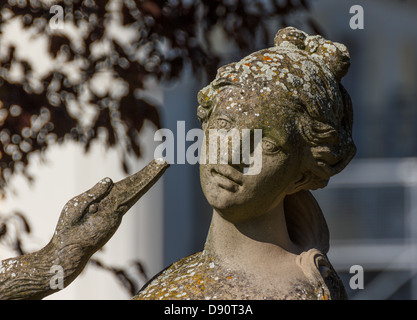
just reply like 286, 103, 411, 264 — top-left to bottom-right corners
1, 25, 355, 300
135, 191, 347, 300
134, 26, 355, 300
0, 159, 169, 299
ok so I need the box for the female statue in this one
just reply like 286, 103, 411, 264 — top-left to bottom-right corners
134, 26, 356, 300
0, 27, 355, 300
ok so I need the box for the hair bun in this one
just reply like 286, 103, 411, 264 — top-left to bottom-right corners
274, 27, 308, 50
274, 27, 351, 82
305, 36, 350, 82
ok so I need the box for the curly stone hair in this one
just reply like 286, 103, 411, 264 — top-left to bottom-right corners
197, 26, 356, 190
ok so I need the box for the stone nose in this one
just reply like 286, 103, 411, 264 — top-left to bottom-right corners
218, 128, 257, 170
203, 128, 261, 168
227, 129, 263, 175
213, 128, 244, 166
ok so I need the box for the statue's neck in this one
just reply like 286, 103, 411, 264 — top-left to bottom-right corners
204, 202, 300, 274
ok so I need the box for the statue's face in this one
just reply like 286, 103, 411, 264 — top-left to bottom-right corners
199, 85, 304, 223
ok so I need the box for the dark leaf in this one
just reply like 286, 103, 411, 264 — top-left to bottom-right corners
133, 261, 148, 280
122, 157, 129, 174
0, 223, 7, 239
121, 1, 138, 25
14, 211, 31, 234
114, 269, 137, 296
14, 236, 24, 255
94, 107, 116, 147
90, 258, 105, 269
127, 128, 141, 158
49, 35, 71, 58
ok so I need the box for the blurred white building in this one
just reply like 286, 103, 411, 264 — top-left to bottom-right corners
310, 0, 417, 300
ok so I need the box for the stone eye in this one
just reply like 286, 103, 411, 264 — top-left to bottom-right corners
217, 118, 231, 130
262, 139, 279, 153
88, 203, 98, 214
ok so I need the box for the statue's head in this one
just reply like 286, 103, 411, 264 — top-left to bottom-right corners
197, 27, 356, 223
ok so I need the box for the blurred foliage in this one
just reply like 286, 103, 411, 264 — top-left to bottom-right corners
0, 211, 31, 256
0, 0, 319, 195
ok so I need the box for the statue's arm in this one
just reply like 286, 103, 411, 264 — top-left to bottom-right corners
0, 159, 169, 300
0, 240, 86, 299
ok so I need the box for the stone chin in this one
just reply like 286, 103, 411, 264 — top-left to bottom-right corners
199, 164, 272, 223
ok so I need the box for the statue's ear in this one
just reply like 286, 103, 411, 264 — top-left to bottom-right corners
287, 171, 313, 195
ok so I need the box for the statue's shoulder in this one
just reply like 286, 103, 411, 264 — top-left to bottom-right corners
133, 249, 346, 300
133, 251, 206, 300
296, 248, 348, 300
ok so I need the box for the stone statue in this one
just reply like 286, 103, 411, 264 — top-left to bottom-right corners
133, 26, 356, 300
0, 26, 355, 300
0, 159, 169, 299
